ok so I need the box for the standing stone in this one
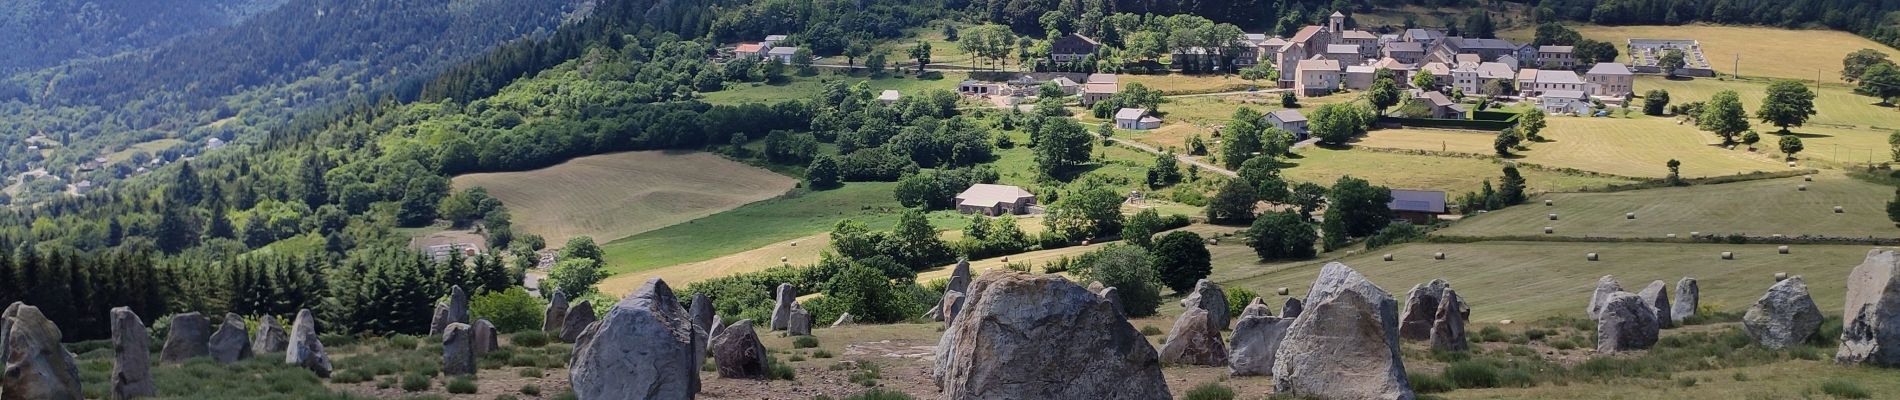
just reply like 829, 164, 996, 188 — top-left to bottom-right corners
690, 293, 714, 332
446, 285, 471, 326
710, 320, 768, 379
543, 289, 569, 333
159, 312, 211, 363
109, 307, 155, 400
770, 283, 796, 331
472, 319, 499, 355
1587, 275, 1624, 319
1596, 292, 1660, 353
285, 309, 331, 378
560, 300, 597, 343
1399, 279, 1450, 341
831, 313, 854, 328
3, 303, 81, 400
1158, 308, 1228, 366
1430, 288, 1468, 352
1673, 277, 1700, 325
708, 315, 726, 340
940, 291, 966, 327
935, 271, 1170, 400
442, 323, 477, 376
1281, 297, 1304, 319
1638, 280, 1674, 328
1098, 287, 1124, 317
207, 313, 253, 364
1743, 276, 1824, 349
947, 259, 973, 296
1841, 249, 1900, 366
570, 278, 701, 399
1271, 263, 1413, 400
787, 303, 812, 337
428, 303, 450, 336
1239, 297, 1273, 319
252, 315, 288, 354
1228, 313, 1293, 377
1180, 280, 1230, 331
924, 305, 943, 321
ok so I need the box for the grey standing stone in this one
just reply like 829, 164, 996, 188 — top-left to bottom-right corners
543, 289, 569, 333
1271, 263, 1413, 400
159, 312, 210, 364
690, 293, 715, 332
1430, 288, 1468, 352
940, 291, 966, 327
935, 271, 1170, 400
441, 323, 476, 376
924, 305, 943, 321
1743, 276, 1824, 349
1673, 277, 1700, 325
788, 303, 812, 337
1638, 280, 1674, 328
285, 309, 331, 378
1280, 297, 1304, 319
1840, 249, 1900, 366
1180, 279, 1230, 331
110, 307, 156, 400
207, 313, 252, 364
1588, 275, 1624, 319
428, 303, 449, 336
472, 319, 499, 356
708, 315, 726, 340
831, 313, 854, 328
1228, 313, 1293, 377
1239, 297, 1273, 319
1399, 279, 1450, 341
948, 259, 972, 296
1596, 292, 1659, 353
710, 320, 768, 379
446, 285, 471, 326
569, 278, 701, 399
1159, 308, 1228, 366
560, 300, 597, 343
1098, 287, 1124, 317
3, 303, 81, 400
252, 315, 288, 354
770, 283, 796, 331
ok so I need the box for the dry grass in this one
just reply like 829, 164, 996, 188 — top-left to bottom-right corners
1438, 173, 1899, 239
1634, 76, 1900, 164
1124, 74, 1260, 95
1360, 116, 1786, 178
1499, 24, 1900, 84
105, 138, 185, 164
451, 151, 795, 247
1281, 145, 1636, 194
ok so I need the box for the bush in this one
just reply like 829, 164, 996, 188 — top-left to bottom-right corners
1184, 383, 1235, 400
1821, 378, 1871, 399
1364, 222, 1424, 250
1140, 325, 1164, 336
517, 367, 543, 378
1225, 287, 1259, 318
447, 376, 478, 394
330, 369, 372, 384
386, 334, 419, 350
1247, 212, 1318, 260
1078, 245, 1163, 317
401, 373, 432, 392
813, 349, 834, 358
520, 384, 542, 396
1408, 372, 1455, 394
841, 389, 913, 400
471, 287, 546, 333
1443, 360, 1501, 389
793, 336, 820, 349
511, 330, 550, 348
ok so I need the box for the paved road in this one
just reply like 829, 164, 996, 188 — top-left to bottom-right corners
1106, 137, 1237, 177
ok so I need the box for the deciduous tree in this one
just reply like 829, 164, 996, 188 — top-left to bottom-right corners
1756, 80, 1818, 133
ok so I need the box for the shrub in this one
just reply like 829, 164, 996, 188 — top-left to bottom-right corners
471, 287, 546, 333
386, 334, 419, 350
1443, 360, 1501, 389
847, 361, 882, 387
329, 369, 372, 384
1225, 287, 1259, 318
793, 336, 820, 349
1408, 372, 1455, 394
520, 384, 542, 396
1675, 377, 1697, 387
1498, 367, 1534, 387
1821, 378, 1871, 399
1140, 325, 1164, 336
1184, 383, 1235, 400
447, 376, 478, 394
767, 356, 797, 380
517, 367, 543, 378
841, 389, 913, 400
1364, 222, 1424, 250
376, 376, 397, 389
1079, 245, 1163, 317
813, 349, 835, 358
510, 331, 550, 348
401, 373, 431, 392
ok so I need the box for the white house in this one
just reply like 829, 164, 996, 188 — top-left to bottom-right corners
1115, 108, 1161, 130
1523, 69, 1585, 97
878, 90, 901, 105
1584, 62, 1636, 97
1540, 90, 1592, 114
766, 47, 801, 63
1296, 59, 1342, 97
1265, 109, 1309, 139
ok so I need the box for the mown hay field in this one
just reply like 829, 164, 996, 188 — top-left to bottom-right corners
1500, 24, 1899, 83
1359, 116, 1786, 179
1281, 145, 1636, 194
1438, 174, 1898, 239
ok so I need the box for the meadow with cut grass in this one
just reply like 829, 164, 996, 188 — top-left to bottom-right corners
1360, 116, 1786, 178
699, 72, 966, 105
452, 151, 797, 247
1280, 145, 1636, 194
1499, 24, 1900, 83
1439, 174, 1898, 239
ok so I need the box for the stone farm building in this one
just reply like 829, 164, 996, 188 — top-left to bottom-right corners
955, 184, 1037, 216
1051, 34, 1101, 63
1388, 189, 1447, 224
1115, 108, 1162, 130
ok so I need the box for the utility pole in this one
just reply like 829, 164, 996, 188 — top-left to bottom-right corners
1733, 54, 1739, 78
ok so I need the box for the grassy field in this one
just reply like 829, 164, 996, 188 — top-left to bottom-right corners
105, 138, 185, 164
699, 72, 965, 105
1281, 145, 1636, 194
1499, 24, 1900, 83
451, 151, 796, 247
1635, 76, 1899, 164
1438, 173, 1898, 239
1360, 116, 1786, 178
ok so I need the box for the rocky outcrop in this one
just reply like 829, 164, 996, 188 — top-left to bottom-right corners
1180, 279, 1230, 331
1271, 263, 1413, 400
1744, 276, 1824, 349
2, 303, 82, 400
560, 300, 597, 343
252, 315, 288, 354
1588, 275, 1623, 319
159, 312, 210, 363
442, 322, 476, 376
935, 271, 1170, 400
1399, 279, 1450, 341
1158, 308, 1228, 366
1596, 292, 1659, 353
1673, 277, 1700, 325
710, 320, 768, 379
472, 319, 499, 356
569, 278, 701, 399
1281, 297, 1304, 318
1840, 249, 1900, 366
690, 293, 714, 332
1227, 313, 1292, 377
787, 303, 812, 336
1430, 288, 1468, 352
285, 309, 331, 378
770, 283, 796, 331
207, 313, 252, 364
543, 289, 569, 333
1638, 280, 1674, 328
110, 307, 156, 400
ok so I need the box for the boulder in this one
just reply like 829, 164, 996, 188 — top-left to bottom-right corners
770, 283, 797, 331
252, 315, 288, 354
1098, 287, 1123, 317
442, 322, 477, 376
1672, 277, 1700, 325
1280, 297, 1304, 319
207, 313, 252, 364
2, 303, 82, 400
710, 320, 769, 379
935, 270, 1170, 400
1158, 308, 1228, 366
1839, 249, 1900, 366
1587, 275, 1624, 319
690, 293, 715, 332
788, 303, 812, 337
1239, 297, 1273, 319
1399, 279, 1450, 341
940, 291, 966, 327
1272, 263, 1413, 400
159, 312, 211, 363
1430, 288, 1468, 352
831, 313, 854, 328
1743, 276, 1824, 349
285, 309, 331, 378
1180, 279, 1230, 331
542, 289, 569, 333
947, 259, 973, 295
109, 307, 156, 400
1595, 292, 1659, 353
708, 315, 726, 340
1638, 280, 1674, 328
560, 300, 597, 343
428, 303, 449, 336
569, 278, 701, 399
1228, 313, 1292, 377
473, 319, 499, 356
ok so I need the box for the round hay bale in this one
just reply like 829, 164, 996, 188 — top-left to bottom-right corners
1545, 199, 1553, 206
781, 257, 789, 263
1586, 253, 1599, 261
791, 241, 798, 247
1433, 252, 1446, 260
1835, 206, 1845, 213
1276, 287, 1290, 296
1209, 238, 1220, 245
1691, 231, 1701, 237
1666, 233, 1678, 238
1774, 272, 1788, 281
1804, 175, 1813, 182
1544, 227, 1555, 234
1771, 234, 1784, 239
1347, 250, 1357, 256
1788, 161, 1798, 167
1778, 245, 1790, 254
1000, 256, 1009, 262
1626, 212, 1636, 219
1382, 254, 1394, 261
1500, 319, 1514, 325
1478, 210, 1488, 214
1798, 185, 1808, 191
1548, 213, 1559, 220
1721, 251, 1734, 260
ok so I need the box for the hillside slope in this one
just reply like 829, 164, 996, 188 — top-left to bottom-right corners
0, 0, 286, 75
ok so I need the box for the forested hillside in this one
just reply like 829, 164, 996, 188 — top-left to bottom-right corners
0, 0, 286, 75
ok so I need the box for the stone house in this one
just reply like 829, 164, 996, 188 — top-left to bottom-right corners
1584, 62, 1635, 97
955, 184, 1037, 216
1296, 59, 1342, 97
1114, 108, 1162, 130
1540, 90, 1593, 114
1265, 109, 1309, 140
1522, 69, 1585, 97
1537, 46, 1576, 69
1051, 34, 1101, 63
1388, 189, 1447, 224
